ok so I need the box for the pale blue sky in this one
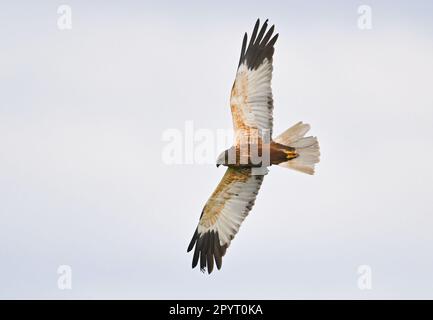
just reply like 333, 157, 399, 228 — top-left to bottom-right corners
1, 0, 433, 299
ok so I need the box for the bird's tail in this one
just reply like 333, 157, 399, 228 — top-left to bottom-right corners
273, 122, 320, 175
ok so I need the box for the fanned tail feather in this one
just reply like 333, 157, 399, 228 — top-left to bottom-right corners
274, 122, 320, 175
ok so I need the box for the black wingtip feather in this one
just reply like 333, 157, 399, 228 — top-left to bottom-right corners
262, 25, 275, 46
200, 249, 206, 271
192, 244, 200, 268
238, 19, 278, 70
187, 229, 198, 252
188, 230, 227, 274
254, 20, 268, 46
206, 253, 214, 274
238, 33, 248, 67
249, 19, 260, 49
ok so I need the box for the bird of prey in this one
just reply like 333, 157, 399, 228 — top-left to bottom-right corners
187, 19, 320, 273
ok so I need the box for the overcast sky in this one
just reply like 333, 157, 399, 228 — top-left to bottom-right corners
1, 0, 433, 299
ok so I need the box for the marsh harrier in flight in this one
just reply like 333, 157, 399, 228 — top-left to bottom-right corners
187, 19, 320, 273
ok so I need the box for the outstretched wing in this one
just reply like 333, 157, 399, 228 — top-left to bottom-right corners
187, 167, 267, 273
230, 19, 278, 140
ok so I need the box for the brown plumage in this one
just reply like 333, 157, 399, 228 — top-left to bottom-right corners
217, 141, 298, 167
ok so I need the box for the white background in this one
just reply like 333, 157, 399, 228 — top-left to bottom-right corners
0, 0, 432, 298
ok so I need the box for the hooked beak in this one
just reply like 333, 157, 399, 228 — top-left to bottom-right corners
216, 152, 225, 167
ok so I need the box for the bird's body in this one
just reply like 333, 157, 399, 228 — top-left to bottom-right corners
187, 19, 320, 273
217, 141, 298, 168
